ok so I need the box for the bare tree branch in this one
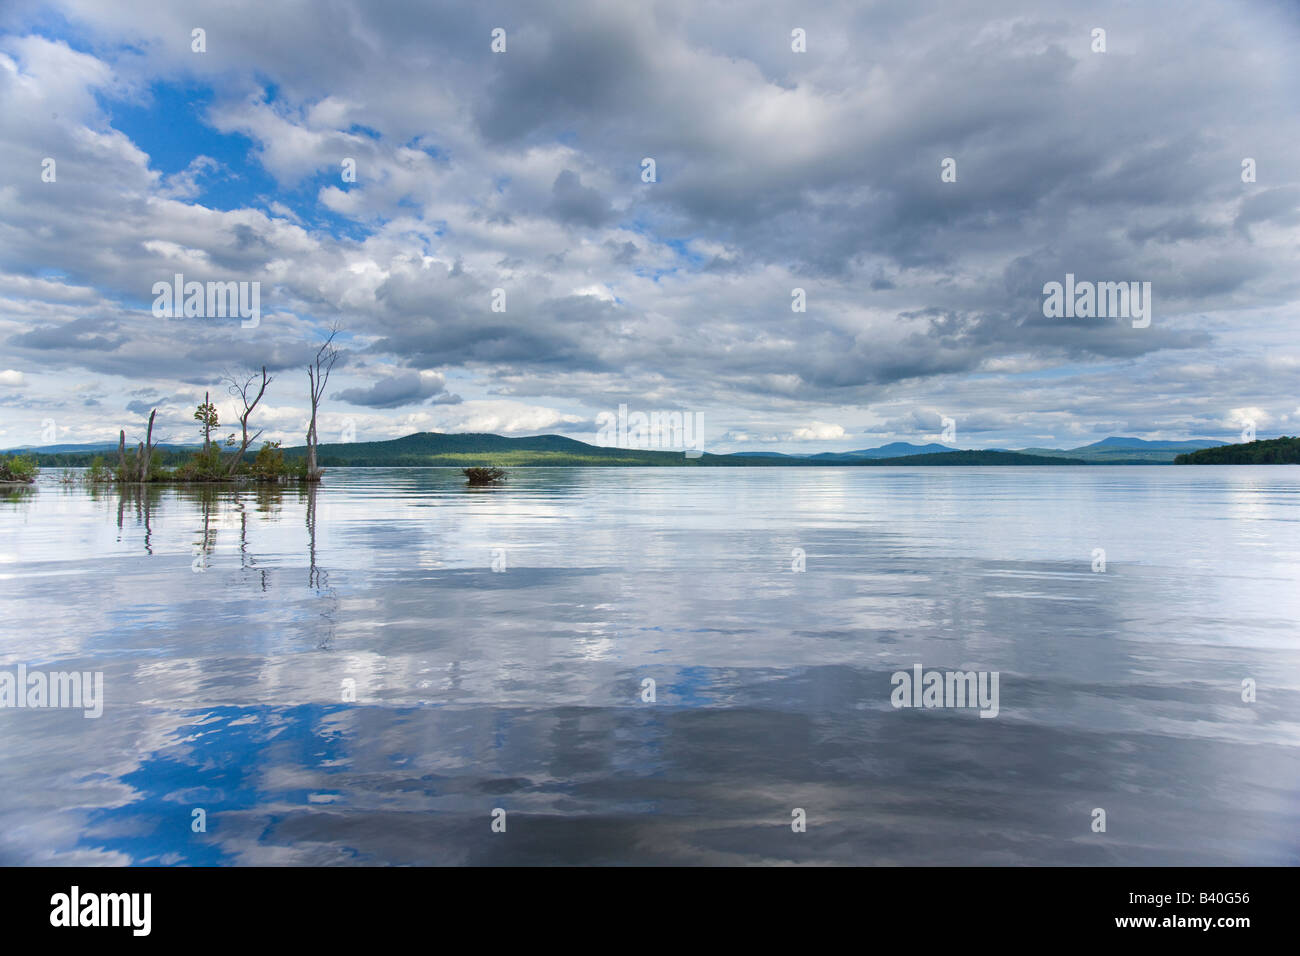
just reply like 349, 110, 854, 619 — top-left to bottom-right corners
306, 327, 341, 481
223, 366, 272, 476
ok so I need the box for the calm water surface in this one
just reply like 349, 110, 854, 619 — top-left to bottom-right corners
1, 466, 1298, 865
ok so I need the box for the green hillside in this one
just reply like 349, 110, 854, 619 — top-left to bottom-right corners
300, 432, 699, 466
1174, 437, 1300, 464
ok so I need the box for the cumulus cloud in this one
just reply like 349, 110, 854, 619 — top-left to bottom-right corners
434, 400, 585, 435
158, 155, 223, 200
0, 0, 1296, 449
790, 422, 846, 441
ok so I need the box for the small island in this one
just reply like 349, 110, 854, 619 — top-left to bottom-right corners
462, 467, 508, 485
36, 333, 344, 486
0, 454, 38, 484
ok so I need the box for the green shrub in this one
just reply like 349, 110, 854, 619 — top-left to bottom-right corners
176, 443, 227, 481
249, 441, 287, 481
112, 449, 172, 483
85, 456, 113, 483
462, 466, 507, 485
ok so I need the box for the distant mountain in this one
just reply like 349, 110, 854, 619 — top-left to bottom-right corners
1174, 436, 1300, 464
16, 431, 1087, 468
737, 436, 1218, 464
734, 441, 955, 460
1018, 436, 1224, 464
821, 442, 957, 459
296, 434, 1080, 467
3, 442, 199, 455
302, 431, 698, 466
2, 442, 117, 454
1077, 437, 1222, 451
298, 434, 1080, 467
846, 449, 1085, 466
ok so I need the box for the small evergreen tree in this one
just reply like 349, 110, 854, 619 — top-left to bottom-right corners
194, 392, 219, 450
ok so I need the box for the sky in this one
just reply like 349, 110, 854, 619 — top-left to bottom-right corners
1, 0, 1298, 454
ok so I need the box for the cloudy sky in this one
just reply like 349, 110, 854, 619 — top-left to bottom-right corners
1, 0, 1298, 453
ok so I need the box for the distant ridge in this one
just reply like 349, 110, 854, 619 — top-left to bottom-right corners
841, 449, 1085, 466
1016, 436, 1223, 464
301, 433, 1083, 466
734, 436, 1226, 464
2, 442, 200, 455
1076, 437, 1222, 450
735, 441, 955, 460
13, 431, 1084, 467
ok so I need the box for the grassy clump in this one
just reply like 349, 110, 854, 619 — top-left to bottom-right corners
85, 457, 114, 483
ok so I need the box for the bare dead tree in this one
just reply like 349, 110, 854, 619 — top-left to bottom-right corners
306, 329, 341, 482
136, 409, 157, 482
223, 366, 272, 476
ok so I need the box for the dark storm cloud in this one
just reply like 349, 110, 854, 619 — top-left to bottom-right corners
370, 292, 622, 372
549, 170, 613, 227
335, 371, 462, 408
474, 11, 652, 144
10, 316, 126, 352
1234, 185, 1300, 235
125, 398, 165, 415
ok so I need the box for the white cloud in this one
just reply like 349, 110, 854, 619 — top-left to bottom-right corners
434, 401, 584, 435
790, 422, 846, 441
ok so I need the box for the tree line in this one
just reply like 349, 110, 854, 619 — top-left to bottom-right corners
1174, 436, 1300, 464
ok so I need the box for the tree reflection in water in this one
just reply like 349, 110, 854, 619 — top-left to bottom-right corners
304, 483, 338, 651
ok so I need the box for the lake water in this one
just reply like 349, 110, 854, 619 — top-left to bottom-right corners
1, 466, 1298, 865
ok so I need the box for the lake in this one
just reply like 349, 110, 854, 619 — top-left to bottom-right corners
1, 466, 1298, 865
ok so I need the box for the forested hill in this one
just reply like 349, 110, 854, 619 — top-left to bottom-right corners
1174, 437, 1300, 464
